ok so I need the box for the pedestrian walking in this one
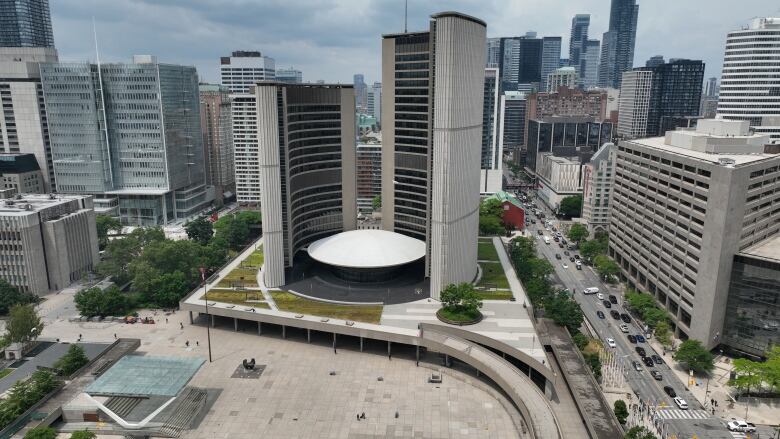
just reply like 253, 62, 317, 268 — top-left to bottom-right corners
114, 333, 117, 339
166, 318, 168, 324
356, 414, 360, 421
196, 341, 199, 346
185, 340, 190, 347
180, 322, 184, 330
360, 412, 365, 420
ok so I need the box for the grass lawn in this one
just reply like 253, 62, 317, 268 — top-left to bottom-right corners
476, 290, 513, 301
477, 241, 500, 261
217, 267, 259, 288
477, 262, 510, 289
0, 369, 12, 380
201, 289, 269, 308
270, 291, 383, 324
242, 248, 264, 269
438, 307, 481, 323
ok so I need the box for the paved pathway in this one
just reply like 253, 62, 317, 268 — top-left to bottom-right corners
493, 236, 530, 307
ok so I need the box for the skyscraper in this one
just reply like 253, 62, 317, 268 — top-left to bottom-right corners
220, 50, 275, 93
199, 84, 235, 203
580, 40, 601, 89
257, 83, 356, 287
275, 67, 303, 83
498, 36, 543, 91
718, 17, 780, 143
353, 74, 368, 111
617, 69, 653, 139
704, 77, 719, 98
598, 0, 639, 88
382, 12, 486, 298
0, 0, 54, 48
232, 94, 260, 206
645, 55, 665, 68
499, 91, 527, 166
367, 81, 381, 123
540, 37, 562, 92
481, 68, 501, 193
569, 14, 590, 70
40, 55, 209, 225
486, 37, 501, 68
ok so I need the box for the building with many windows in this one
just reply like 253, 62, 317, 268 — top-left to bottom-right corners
617, 69, 653, 139
536, 154, 583, 211
499, 91, 527, 166
275, 67, 303, 83
525, 117, 613, 175
0, 0, 54, 48
546, 67, 577, 93
0, 194, 98, 294
481, 68, 501, 193
257, 83, 356, 288
598, 0, 639, 88
717, 17, 780, 144
219, 50, 275, 94
609, 119, 780, 346
579, 40, 600, 89
540, 36, 561, 92
356, 142, 382, 213
382, 12, 486, 298
581, 143, 616, 233
232, 94, 259, 206
568, 14, 590, 71
367, 81, 382, 124
199, 84, 234, 203
526, 86, 608, 130
40, 55, 210, 225
0, 153, 43, 193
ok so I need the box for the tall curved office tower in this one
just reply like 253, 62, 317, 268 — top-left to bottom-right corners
381, 12, 486, 298
257, 83, 356, 287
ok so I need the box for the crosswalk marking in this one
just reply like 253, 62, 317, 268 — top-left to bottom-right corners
655, 409, 710, 420
729, 432, 753, 439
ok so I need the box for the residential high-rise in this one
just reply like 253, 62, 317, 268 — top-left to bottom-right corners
275, 67, 303, 83
580, 40, 601, 89
717, 17, 780, 143
0, 153, 44, 193
541, 37, 562, 92
704, 77, 719, 98
353, 74, 368, 111
356, 142, 382, 213
0, 0, 54, 48
645, 55, 665, 68
499, 91, 527, 166
499, 36, 543, 91
40, 55, 210, 225
382, 12, 486, 298
220, 50, 275, 93
232, 94, 260, 206
568, 14, 590, 69
257, 83, 356, 287
598, 0, 639, 88
546, 67, 577, 93
0, 194, 98, 294
486, 37, 501, 68
581, 143, 616, 233
617, 69, 653, 139
0, 47, 57, 192
481, 68, 501, 193
526, 86, 608, 132
367, 81, 381, 123
199, 84, 235, 203
609, 119, 780, 346
618, 60, 705, 139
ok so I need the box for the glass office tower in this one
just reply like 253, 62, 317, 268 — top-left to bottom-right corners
0, 0, 54, 48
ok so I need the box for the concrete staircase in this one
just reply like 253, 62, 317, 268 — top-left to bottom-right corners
157, 388, 208, 437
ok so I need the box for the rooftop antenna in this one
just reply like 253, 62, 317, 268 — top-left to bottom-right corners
404, 0, 408, 33
92, 17, 114, 186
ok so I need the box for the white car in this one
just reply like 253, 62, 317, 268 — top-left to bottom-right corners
562, 263, 568, 269
727, 420, 757, 432
673, 397, 688, 410
606, 338, 616, 348
596, 293, 605, 300
619, 324, 630, 333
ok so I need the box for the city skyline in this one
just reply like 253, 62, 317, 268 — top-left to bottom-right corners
48, 0, 778, 85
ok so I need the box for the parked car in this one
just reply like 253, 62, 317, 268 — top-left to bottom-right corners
596, 293, 605, 300
673, 397, 688, 410
555, 254, 562, 260
635, 346, 646, 356
632, 361, 642, 372
636, 335, 646, 343
596, 311, 605, 319
727, 420, 757, 432
627, 335, 637, 343
606, 338, 616, 348
619, 324, 630, 333
537, 230, 543, 235
564, 250, 570, 256
651, 371, 663, 381
609, 295, 618, 304
574, 254, 580, 260
620, 313, 632, 324
643, 356, 654, 367
558, 243, 564, 248
569, 256, 575, 262
663, 386, 676, 397
602, 300, 612, 308
651, 355, 663, 365
610, 310, 621, 320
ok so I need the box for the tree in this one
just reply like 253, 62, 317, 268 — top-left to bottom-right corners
614, 399, 628, 424
643, 307, 670, 329
214, 214, 250, 250
440, 283, 482, 316
528, 258, 554, 280
624, 426, 657, 439
625, 290, 657, 315
729, 357, 764, 396
23, 427, 56, 439
583, 351, 602, 381
53, 344, 89, 376
146, 271, 190, 308
480, 198, 504, 218
673, 340, 714, 373
545, 291, 584, 334
764, 346, 780, 394
95, 214, 121, 249
567, 223, 589, 243
0, 370, 59, 431
185, 216, 214, 245
6, 304, 43, 344
593, 255, 620, 282
371, 194, 381, 211
74, 286, 129, 318
0, 279, 37, 315
70, 432, 97, 439
572, 332, 589, 351
558, 195, 582, 217
654, 321, 672, 348
579, 236, 608, 260
479, 215, 504, 235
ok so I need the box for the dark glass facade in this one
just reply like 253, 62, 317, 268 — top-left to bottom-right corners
598, 0, 639, 88
0, 0, 54, 48
646, 60, 705, 136
481, 70, 498, 169
525, 118, 613, 173
722, 254, 780, 358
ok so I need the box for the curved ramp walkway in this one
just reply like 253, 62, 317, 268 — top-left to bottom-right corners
419, 324, 561, 439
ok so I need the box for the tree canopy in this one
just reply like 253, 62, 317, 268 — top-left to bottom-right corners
95, 215, 121, 250
0, 279, 37, 315
213, 211, 261, 250
70, 432, 97, 439
5, 304, 43, 344
673, 339, 714, 373
727, 346, 780, 395
185, 216, 214, 245
0, 370, 59, 431
558, 195, 582, 217
567, 223, 589, 243
544, 291, 583, 334
593, 255, 620, 282
23, 427, 56, 439
614, 399, 628, 424
624, 426, 657, 439
478, 198, 505, 236
74, 286, 130, 318
372, 195, 381, 211
53, 344, 89, 376
440, 283, 482, 321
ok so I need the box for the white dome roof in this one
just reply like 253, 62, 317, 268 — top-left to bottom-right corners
307, 230, 426, 268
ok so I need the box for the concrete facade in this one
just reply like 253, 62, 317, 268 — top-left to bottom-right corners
199, 84, 235, 203
219, 50, 275, 94
617, 69, 653, 139
581, 142, 616, 233
0, 152, 44, 193
382, 12, 485, 298
609, 120, 780, 346
536, 154, 583, 212
0, 194, 99, 293
232, 93, 260, 206
257, 83, 356, 287
546, 67, 577, 93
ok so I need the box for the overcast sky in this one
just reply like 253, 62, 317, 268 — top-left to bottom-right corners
50, 0, 780, 85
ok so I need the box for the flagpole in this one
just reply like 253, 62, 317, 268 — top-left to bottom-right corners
201, 267, 213, 363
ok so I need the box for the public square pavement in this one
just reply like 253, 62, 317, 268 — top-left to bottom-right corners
37, 306, 522, 439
